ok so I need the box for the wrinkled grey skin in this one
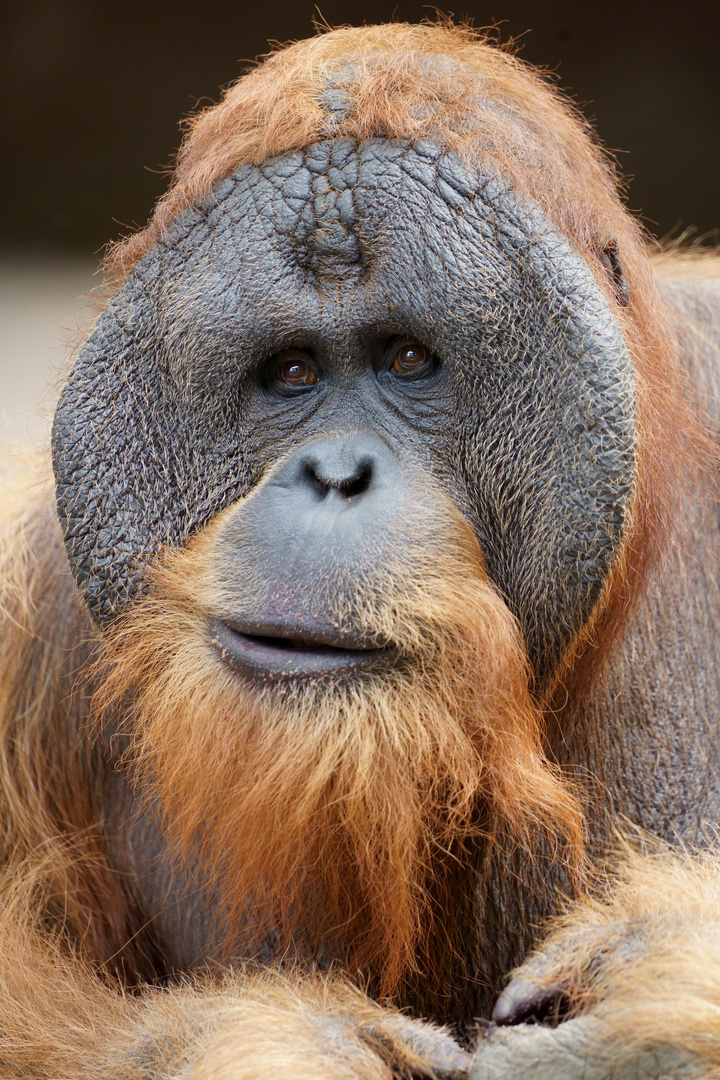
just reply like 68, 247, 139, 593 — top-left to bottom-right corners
53, 137, 635, 678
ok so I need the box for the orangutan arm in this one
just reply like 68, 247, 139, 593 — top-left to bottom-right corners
0, 880, 469, 1080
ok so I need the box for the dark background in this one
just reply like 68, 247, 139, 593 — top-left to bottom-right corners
2, 0, 719, 257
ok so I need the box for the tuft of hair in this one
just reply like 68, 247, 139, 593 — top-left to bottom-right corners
94, 488, 584, 1000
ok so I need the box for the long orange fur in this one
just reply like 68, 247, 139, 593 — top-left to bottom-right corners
0, 20, 717, 1078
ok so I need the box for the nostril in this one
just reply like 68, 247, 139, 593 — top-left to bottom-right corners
302, 459, 374, 501
303, 461, 332, 500
338, 462, 372, 500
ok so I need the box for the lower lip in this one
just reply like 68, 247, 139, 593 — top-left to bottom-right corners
209, 618, 392, 682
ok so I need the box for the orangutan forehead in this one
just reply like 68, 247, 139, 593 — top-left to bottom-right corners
245, 138, 506, 286
158, 137, 557, 308
159, 138, 469, 296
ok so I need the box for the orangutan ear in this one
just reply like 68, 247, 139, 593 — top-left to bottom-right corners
597, 239, 630, 307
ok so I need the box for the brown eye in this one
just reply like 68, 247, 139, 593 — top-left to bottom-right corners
391, 342, 431, 376
274, 354, 319, 389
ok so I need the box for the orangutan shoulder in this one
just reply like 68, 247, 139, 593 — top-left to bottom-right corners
653, 251, 720, 405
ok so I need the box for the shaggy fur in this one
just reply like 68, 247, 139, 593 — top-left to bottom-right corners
0, 857, 463, 1079
0, 19, 719, 1080
0, 466, 144, 976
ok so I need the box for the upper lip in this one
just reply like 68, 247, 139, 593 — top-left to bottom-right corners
221, 617, 389, 652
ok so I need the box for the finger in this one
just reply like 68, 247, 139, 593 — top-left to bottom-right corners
365, 1018, 472, 1076
491, 976, 565, 1026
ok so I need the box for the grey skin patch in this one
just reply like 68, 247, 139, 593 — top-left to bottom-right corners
53, 137, 635, 677
470, 1019, 702, 1080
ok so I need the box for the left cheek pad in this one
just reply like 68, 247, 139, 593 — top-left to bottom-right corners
52, 231, 254, 624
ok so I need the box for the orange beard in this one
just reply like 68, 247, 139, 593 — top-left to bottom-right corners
94, 498, 583, 999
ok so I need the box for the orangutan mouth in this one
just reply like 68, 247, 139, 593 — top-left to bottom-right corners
209, 617, 394, 680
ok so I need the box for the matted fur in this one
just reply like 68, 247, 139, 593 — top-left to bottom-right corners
95, 490, 583, 999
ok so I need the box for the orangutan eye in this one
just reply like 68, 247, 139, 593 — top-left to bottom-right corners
273, 353, 319, 390
391, 342, 433, 377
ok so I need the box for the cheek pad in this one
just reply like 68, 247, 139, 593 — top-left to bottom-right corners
435, 176, 636, 672
54, 265, 171, 622
52, 249, 255, 623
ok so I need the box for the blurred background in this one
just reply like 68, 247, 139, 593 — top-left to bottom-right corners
2, 0, 719, 449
